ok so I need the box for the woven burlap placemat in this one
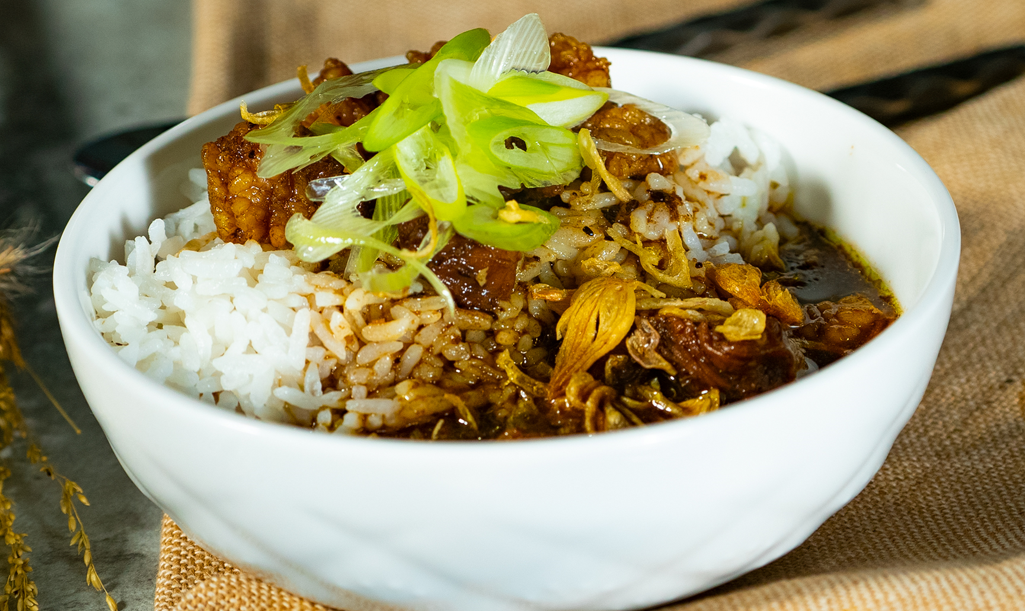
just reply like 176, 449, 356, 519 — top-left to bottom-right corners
162, 0, 1025, 608
187, 0, 753, 116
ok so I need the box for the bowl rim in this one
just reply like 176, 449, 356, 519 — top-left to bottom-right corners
54, 49, 961, 459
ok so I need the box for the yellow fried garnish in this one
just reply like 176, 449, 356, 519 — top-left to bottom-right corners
630, 385, 719, 418
607, 224, 691, 288
708, 263, 763, 305
639, 228, 692, 289
637, 297, 734, 316
676, 388, 720, 416
239, 101, 284, 125
715, 308, 766, 341
497, 200, 542, 224
528, 284, 573, 303
607, 224, 650, 260
565, 371, 618, 434
657, 306, 726, 324
578, 128, 631, 203
297, 64, 315, 94
708, 263, 804, 326
580, 258, 623, 278
759, 280, 804, 325
550, 277, 637, 398
496, 350, 547, 398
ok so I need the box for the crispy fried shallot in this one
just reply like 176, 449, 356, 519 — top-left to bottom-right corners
626, 317, 677, 375
708, 263, 804, 325
715, 308, 766, 342
550, 277, 637, 397
565, 372, 618, 434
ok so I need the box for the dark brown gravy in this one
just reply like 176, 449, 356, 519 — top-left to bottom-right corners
775, 224, 897, 315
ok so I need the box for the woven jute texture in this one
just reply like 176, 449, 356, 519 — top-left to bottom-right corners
164, 0, 1025, 609
713, 0, 1025, 92
186, 0, 753, 115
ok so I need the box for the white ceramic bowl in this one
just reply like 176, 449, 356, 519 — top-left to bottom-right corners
54, 49, 959, 611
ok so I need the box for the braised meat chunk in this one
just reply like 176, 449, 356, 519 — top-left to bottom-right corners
796, 295, 895, 365
305, 58, 383, 129
312, 57, 353, 85
203, 57, 387, 249
201, 121, 344, 248
580, 102, 677, 178
549, 33, 612, 87
405, 40, 447, 66
397, 217, 522, 313
650, 314, 800, 403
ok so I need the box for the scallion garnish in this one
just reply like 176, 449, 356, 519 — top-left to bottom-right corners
244, 13, 655, 311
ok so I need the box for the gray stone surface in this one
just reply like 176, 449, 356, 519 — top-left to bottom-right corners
1, 2, 191, 609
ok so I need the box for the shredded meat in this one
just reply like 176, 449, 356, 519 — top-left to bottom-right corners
650, 314, 800, 403
548, 33, 611, 87
580, 102, 677, 178
397, 217, 522, 313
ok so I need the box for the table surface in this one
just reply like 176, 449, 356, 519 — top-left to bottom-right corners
1, 2, 190, 608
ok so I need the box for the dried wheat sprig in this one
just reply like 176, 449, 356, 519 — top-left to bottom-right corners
0, 300, 23, 371
0, 221, 115, 610
27, 446, 116, 611
0, 366, 36, 611
0, 313, 115, 610
0, 221, 57, 367
21, 364, 80, 435
0, 463, 38, 611
0, 228, 54, 301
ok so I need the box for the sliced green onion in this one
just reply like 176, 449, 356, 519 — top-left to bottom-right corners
256, 113, 372, 178
329, 146, 367, 173
433, 58, 474, 92
360, 262, 420, 294
372, 67, 416, 94
467, 13, 549, 92
470, 117, 582, 186
451, 203, 558, 251
361, 224, 453, 294
394, 125, 466, 222
363, 28, 491, 152
306, 175, 405, 202
453, 158, 513, 208
310, 149, 394, 224
496, 69, 592, 91
488, 75, 608, 127
354, 190, 410, 273
256, 17, 636, 305
245, 67, 392, 146
287, 215, 455, 311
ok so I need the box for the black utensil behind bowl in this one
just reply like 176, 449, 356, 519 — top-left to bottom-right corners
73, 120, 183, 186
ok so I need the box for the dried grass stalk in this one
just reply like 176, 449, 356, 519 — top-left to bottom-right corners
0, 222, 116, 611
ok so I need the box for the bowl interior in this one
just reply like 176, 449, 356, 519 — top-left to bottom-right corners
55, 50, 958, 427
